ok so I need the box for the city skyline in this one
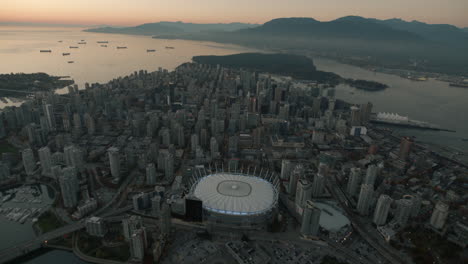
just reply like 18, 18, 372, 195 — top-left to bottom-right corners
1, 0, 468, 27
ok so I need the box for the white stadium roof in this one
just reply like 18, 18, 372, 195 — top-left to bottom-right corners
193, 173, 278, 216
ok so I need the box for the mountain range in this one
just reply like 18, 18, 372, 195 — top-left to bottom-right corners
85, 21, 258, 35
86, 17, 468, 75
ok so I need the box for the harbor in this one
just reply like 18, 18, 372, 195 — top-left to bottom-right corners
0, 185, 55, 226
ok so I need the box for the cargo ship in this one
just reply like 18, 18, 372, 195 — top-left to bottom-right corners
68, 61, 74, 64
62, 53, 70, 56
78, 42, 86, 44
70, 46, 79, 49
40, 50, 51, 53
97, 41, 109, 43
117, 46, 128, 49
101, 45, 108, 47
147, 49, 156, 52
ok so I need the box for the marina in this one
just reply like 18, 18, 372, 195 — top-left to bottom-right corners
0, 185, 53, 226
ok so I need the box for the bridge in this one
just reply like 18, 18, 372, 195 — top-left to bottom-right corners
0, 204, 134, 264
0, 222, 85, 263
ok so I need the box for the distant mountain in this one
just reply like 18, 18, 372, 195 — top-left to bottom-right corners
85, 21, 258, 36
0, 21, 111, 28
369, 17, 468, 45
237, 17, 422, 42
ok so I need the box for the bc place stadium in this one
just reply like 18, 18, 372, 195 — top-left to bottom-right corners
188, 167, 279, 229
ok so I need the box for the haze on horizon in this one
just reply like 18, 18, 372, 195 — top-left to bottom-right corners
1, 0, 468, 27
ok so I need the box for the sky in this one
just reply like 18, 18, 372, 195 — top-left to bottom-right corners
1, 0, 468, 27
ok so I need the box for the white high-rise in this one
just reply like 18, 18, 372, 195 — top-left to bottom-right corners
38, 147, 52, 177
22, 148, 36, 176
108, 147, 120, 179
130, 228, 147, 261
295, 179, 312, 209
373, 194, 392, 226
396, 199, 413, 227
146, 163, 157, 185
300, 200, 321, 236
59, 167, 79, 208
347, 168, 361, 197
312, 173, 325, 198
122, 215, 143, 241
430, 201, 449, 229
364, 164, 378, 186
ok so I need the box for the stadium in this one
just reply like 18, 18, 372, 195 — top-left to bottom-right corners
189, 170, 279, 229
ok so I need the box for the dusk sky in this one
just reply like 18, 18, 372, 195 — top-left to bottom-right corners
1, 0, 468, 27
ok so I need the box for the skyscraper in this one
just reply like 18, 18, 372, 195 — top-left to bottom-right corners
288, 164, 303, 196
300, 200, 321, 237
44, 104, 56, 131
130, 228, 147, 261
373, 194, 392, 226
210, 137, 219, 159
146, 163, 157, 185
22, 148, 36, 176
280, 159, 293, 180
38, 147, 52, 177
395, 199, 413, 227
430, 201, 449, 229
86, 217, 107, 237
59, 167, 79, 208
364, 164, 378, 186
347, 168, 361, 197
357, 184, 374, 216
311, 173, 325, 198
295, 179, 312, 209
350, 106, 361, 126
164, 154, 174, 181
122, 215, 143, 241
108, 147, 120, 180
399, 137, 414, 161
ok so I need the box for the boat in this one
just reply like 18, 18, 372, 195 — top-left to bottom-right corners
78, 42, 86, 44
40, 50, 52, 53
147, 49, 156, 52
165, 46, 175, 49
449, 82, 468, 88
101, 45, 108, 47
62, 53, 70, 56
117, 46, 128, 49
58, 40, 63, 43
70, 46, 79, 49
97, 41, 109, 43
68, 61, 74, 64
